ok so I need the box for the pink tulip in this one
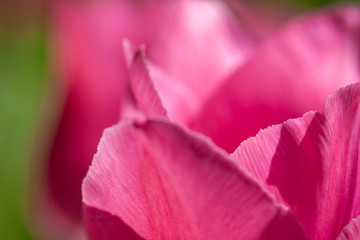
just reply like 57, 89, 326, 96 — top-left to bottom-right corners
43, 0, 253, 237
125, 4, 360, 152
41, 0, 163, 237
43, 0, 360, 238
83, 83, 360, 239
82, 3, 360, 240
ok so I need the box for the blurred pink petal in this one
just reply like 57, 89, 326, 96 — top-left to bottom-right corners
82, 119, 306, 240
146, 0, 254, 121
337, 216, 360, 239
122, 0, 255, 123
232, 83, 360, 239
190, 4, 360, 152
46, 0, 162, 225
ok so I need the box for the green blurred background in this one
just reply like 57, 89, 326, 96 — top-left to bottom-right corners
0, 0, 356, 239
0, 0, 48, 239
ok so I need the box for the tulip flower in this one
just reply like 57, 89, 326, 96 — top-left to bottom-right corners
42, 0, 360, 238
43, 0, 253, 236
126, 4, 360, 152
41, 0, 163, 237
83, 83, 360, 239
82, 3, 360, 239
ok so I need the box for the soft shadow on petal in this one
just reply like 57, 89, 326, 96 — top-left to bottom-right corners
232, 83, 360, 239
191, 4, 360, 152
82, 119, 306, 239
83, 206, 144, 240
224, 0, 297, 39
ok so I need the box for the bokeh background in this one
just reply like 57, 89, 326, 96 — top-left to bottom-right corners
0, 0, 357, 239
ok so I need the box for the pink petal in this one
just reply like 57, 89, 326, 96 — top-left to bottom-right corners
190, 4, 360, 152
148, 61, 202, 123
46, 0, 162, 224
337, 216, 360, 240
232, 83, 360, 239
82, 119, 306, 239
147, 0, 254, 114
123, 41, 201, 123
123, 0, 255, 124
83, 207, 143, 240
122, 42, 167, 119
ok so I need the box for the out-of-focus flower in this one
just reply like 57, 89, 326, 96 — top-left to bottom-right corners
83, 83, 360, 239
189, 5, 360, 152
40, 0, 360, 238
81, 2, 360, 239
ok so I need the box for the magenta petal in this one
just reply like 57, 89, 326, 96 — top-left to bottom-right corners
337, 216, 360, 239
123, 40, 202, 123
83, 206, 144, 240
47, 0, 162, 224
190, 5, 360, 152
232, 83, 360, 239
123, 44, 167, 119
122, 0, 255, 124
148, 0, 254, 105
82, 119, 306, 239
148, 62, 202, 122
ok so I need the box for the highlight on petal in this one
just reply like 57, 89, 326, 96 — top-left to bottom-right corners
122, 0, 255, 124
232, 83, 360, 239
82, 119, 306, 239
337, 216, 360, 240
190, 4, 360, 152
147, 0, 254, 110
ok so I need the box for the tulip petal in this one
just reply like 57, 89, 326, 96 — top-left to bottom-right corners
190, 5, 360, 152
147, 0, 254, 116
47, 0, 162, 224
123, 0, 255, 124
83, 119, 306, 239
123, 43, 167, 119
83, 206, 144, 240
148, 61, 202, 123
123, 41, 202, 123
337, 216, 360, 240
232, 83, 360, 239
